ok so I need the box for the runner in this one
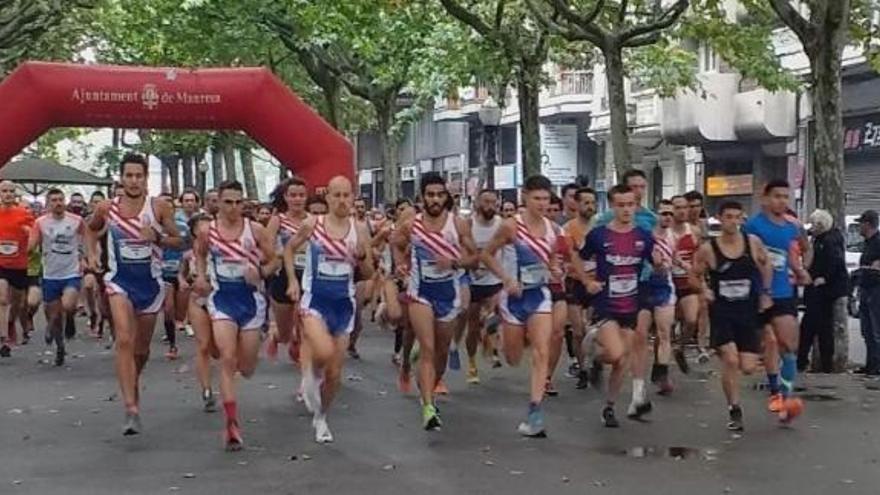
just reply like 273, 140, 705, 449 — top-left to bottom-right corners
348, 196, 373, 360
0, 180, 34, 358
501, 201, 516, 219
181, 213, 218, 412
265, 177, 309, 364
648, 200, 678, 394
670, 194, 701, 373
204, 189, 220, 216
83, 191, 107, 337
559, 183, 579, 224
743, 179, 810, 423
192, 180, 274, 450
545, 202, 573, 397
28, 189, 85, 367
86, 153, 182, 435
562, 187, 597, 389
283, 176, 373, 443
307, 195, 328, 215
462, 189, 503, 385
159, 191, 196, 360
480, 174, 563, 437
685, 190, 711, 362
692, 201, 773, 431
391, 172, 476, 431
579, 184, 657, 427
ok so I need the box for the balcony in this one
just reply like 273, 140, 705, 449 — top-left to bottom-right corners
540, 71, 593, 119
434, 85, 491, 122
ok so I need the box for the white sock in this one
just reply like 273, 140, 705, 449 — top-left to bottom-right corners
632, 379, 645, 404
450, 341, 458, 352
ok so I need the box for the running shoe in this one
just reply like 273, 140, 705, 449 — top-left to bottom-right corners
165, 346, 179, 361
122, 411, 142, 436
601, 406, 619, 428
697, 348, 711, 364
727, 405, 744, 432
398, 370, 412, 394
566, 361, 581, 379
44, 330, 53, 346
576, 370, 590, 390
185, 325, 195, 338
225, 420, 243, 451
202, 389, 217, 413
20, 330, 30, 345
54, 346, 65, 367
466, 362, 480, 385
778, 398, 804, 424
767, 393, 784, 413
313, 413, 334, 443
64, 318, 75, 340
673, 348, 690, 374
302, 372, 322, 414
0, 343, 10, 358
422, 404, 441, 431
656, 376, 674, 396
544, 379, 558, 397
391, 352, 402, 368
517, 407, 547, 438
347, 347, 361, 360
448, 348, 461, 371
627, 400, 653, 420
433, 379, 449, 395
491, 351, 502, 368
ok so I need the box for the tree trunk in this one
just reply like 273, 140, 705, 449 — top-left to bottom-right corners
223, 138, 238, 182
181, 154, 194, 189
195, 150, 207, 197
603, 42, 632, 178
517, 67, 542, 179
321, 81, 341, 130
162, 155, 180, 197
807, 45, 845, 228
211, 145, 223, 189
376, 100, 399, 204
239, 147, 259, 200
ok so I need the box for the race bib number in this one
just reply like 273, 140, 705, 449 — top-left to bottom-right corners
317, 254, 352, 280
609, 273, 638, 298
671, 265, 688, 277
0, 241, 18, 256
162, 259, 181, 272
520, 263, 549, 287
767, 247, 787, 272
294, 252, 307, 269
420, 259, 454, 282
215, 258, 245, 280
719, 279, 751, 301
118, 240, 151, 263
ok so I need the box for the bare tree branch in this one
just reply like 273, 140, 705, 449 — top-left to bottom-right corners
525, 0, 603, 44
619, 0, 688, 43
493, 0, 506, 31
767, 0, 815, 44
439, 0, 494, 38
618, 0, 629, 24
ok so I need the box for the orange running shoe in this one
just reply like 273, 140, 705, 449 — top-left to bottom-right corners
398, 370, 412, 394
768, 393, 784, 413
433, 379, 449, 395
778, 397, 804, 424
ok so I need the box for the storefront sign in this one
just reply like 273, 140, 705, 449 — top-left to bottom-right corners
706, 174, 753, 196
540, 124, 578, 185
843, 114, 880, 156
494, 164, 517, 189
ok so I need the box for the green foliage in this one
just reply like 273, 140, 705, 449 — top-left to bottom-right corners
626, 40, 697, 98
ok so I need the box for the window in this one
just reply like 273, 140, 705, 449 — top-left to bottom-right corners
699, 43, 718, 73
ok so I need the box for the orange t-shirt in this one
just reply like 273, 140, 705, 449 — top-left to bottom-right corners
0, 206, 34, 269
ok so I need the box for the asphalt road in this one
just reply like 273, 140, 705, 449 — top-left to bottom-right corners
1, 315, 879, 495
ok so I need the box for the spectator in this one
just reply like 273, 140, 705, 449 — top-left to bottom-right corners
798, 209, 848, 372
856, 210, 880, 375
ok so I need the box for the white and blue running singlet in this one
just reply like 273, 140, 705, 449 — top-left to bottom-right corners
105, 196, 165, 314
407, 213, 462, 322
499, 214, 556, 325
206, 219, 267, 331
300, 216, 359, 336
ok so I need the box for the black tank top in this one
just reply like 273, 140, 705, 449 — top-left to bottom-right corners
709, 233, 758, 310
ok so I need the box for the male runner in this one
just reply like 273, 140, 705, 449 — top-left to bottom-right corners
349, 196, 372, 360
193, 180, 274, 450
86, 153, 182, 435
307, 195, 328, 215
481, 174, 566, 437
204, 189, 220, 216
265, 177, 309, 362
0, 180, 34, 358
693, 201, 772, 431
559, 183, 580, 225
580, 184, 657, 427
461, 189, 503, 384
685, 190, 711, 362
29, 189, 85, 367
546, 195, 563, 225
284, 176, 373, 443
670, 194, 701, 372
160, 191, 196, 359
648, 200, 678, 394
562, 187, 597, 389
743, 180, 809, 423
83, 190, 107, 337
392, 172, 477, 431
501, 201, 516, 219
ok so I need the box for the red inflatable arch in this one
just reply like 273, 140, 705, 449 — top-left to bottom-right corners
0, 61, 353, 190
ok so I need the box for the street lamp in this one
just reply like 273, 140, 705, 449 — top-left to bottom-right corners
477, 96, 502, 190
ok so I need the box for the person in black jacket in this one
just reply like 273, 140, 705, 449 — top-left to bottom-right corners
798, 209, 848, 372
